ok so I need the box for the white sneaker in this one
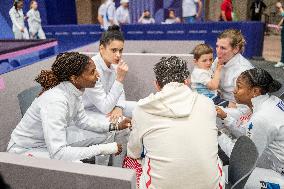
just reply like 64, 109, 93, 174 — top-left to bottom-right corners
274, 62, 284, 67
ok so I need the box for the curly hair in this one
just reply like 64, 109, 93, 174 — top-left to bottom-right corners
35, 52, 90, 94
154, 56, 190, 88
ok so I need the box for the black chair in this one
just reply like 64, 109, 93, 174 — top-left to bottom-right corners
226, 136, 259, 189
17, 85, 41, 117
280, 92, 284, 100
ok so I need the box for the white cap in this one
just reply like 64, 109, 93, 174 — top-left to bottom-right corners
120, 0, 129, 4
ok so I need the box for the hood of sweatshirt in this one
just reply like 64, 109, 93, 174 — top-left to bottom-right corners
137, 82, 198, 118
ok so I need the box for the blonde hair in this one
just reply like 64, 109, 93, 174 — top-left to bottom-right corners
218, 29, 246, 53
192, 44, 213, 60
30, 0, 37, 9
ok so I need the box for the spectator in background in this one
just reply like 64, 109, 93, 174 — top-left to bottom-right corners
9, 0, 29, 39
164, 9, 181, 24
138, 10, 155, 24
250, 0, 267, 21
98, 0, 117, 30
182, 0, 203, 23
97, 0, 106, 29
220, 0, 233, 21
274, 2, 284, 68
116, 0, 130, 25
27, 0, 46, 39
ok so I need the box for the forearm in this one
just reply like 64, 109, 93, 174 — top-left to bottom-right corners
278, 18, 284, 26
98, 15, 103, 25
53, 142, 118, 161
207, 69, 221, 90
197, 1, 203, 17
221, 11, 227, 21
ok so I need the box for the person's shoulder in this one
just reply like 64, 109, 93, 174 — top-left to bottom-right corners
116, 6, 123, 11
9, 7, 16, 14
195, 93, 215, 111
27, 9, 32, 15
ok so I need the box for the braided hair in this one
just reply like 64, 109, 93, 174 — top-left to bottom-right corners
240, 68, 282, 95
100, 25, 124, 47
154, 56, 190, 88
35, 52, 90, 94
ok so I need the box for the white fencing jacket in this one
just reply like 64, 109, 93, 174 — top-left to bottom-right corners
27, 9, 42, 33
9, 7, 25, 32
83, 53, 126, 115
219, 94, 284, 174
7, 82, 117, 161
128, 82, 222, 189
212, 53, 253, 102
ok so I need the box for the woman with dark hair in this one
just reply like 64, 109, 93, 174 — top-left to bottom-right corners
217, 68, 284, 188
7, 52, 131, 162
164, 9, 181, 24
9, 0, 29, 39
79, 25, 136, 166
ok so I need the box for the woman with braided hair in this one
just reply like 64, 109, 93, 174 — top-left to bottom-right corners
216, 68, 284, 188
7, 52, 131, 162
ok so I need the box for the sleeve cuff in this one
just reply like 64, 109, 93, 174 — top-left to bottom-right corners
98, 142, 118, 155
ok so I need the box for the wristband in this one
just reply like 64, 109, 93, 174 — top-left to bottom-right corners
115, 105, 124, 110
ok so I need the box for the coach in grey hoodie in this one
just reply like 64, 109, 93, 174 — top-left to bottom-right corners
127, 56, 224, 189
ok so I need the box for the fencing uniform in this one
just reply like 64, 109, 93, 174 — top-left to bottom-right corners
9, 6, 29, 39
218, 94, 284, 188
76, 53, 136, 166
27, 9, 46, 39
7, 82, 118, 161
212, 53, 254, 103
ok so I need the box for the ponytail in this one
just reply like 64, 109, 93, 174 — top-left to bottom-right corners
35, 70, 60, 95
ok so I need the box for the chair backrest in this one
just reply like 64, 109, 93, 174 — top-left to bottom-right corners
280, 92, 284, 100
228, 136, 259, 189
17, 85, 42, 117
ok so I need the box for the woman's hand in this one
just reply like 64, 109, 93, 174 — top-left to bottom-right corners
116, 59, 128, 83
216, 61, 224, 71
115, 144, 122, 155
118, 117, 132, 130
108, 107, 123, 123
216, 106, 227, 119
